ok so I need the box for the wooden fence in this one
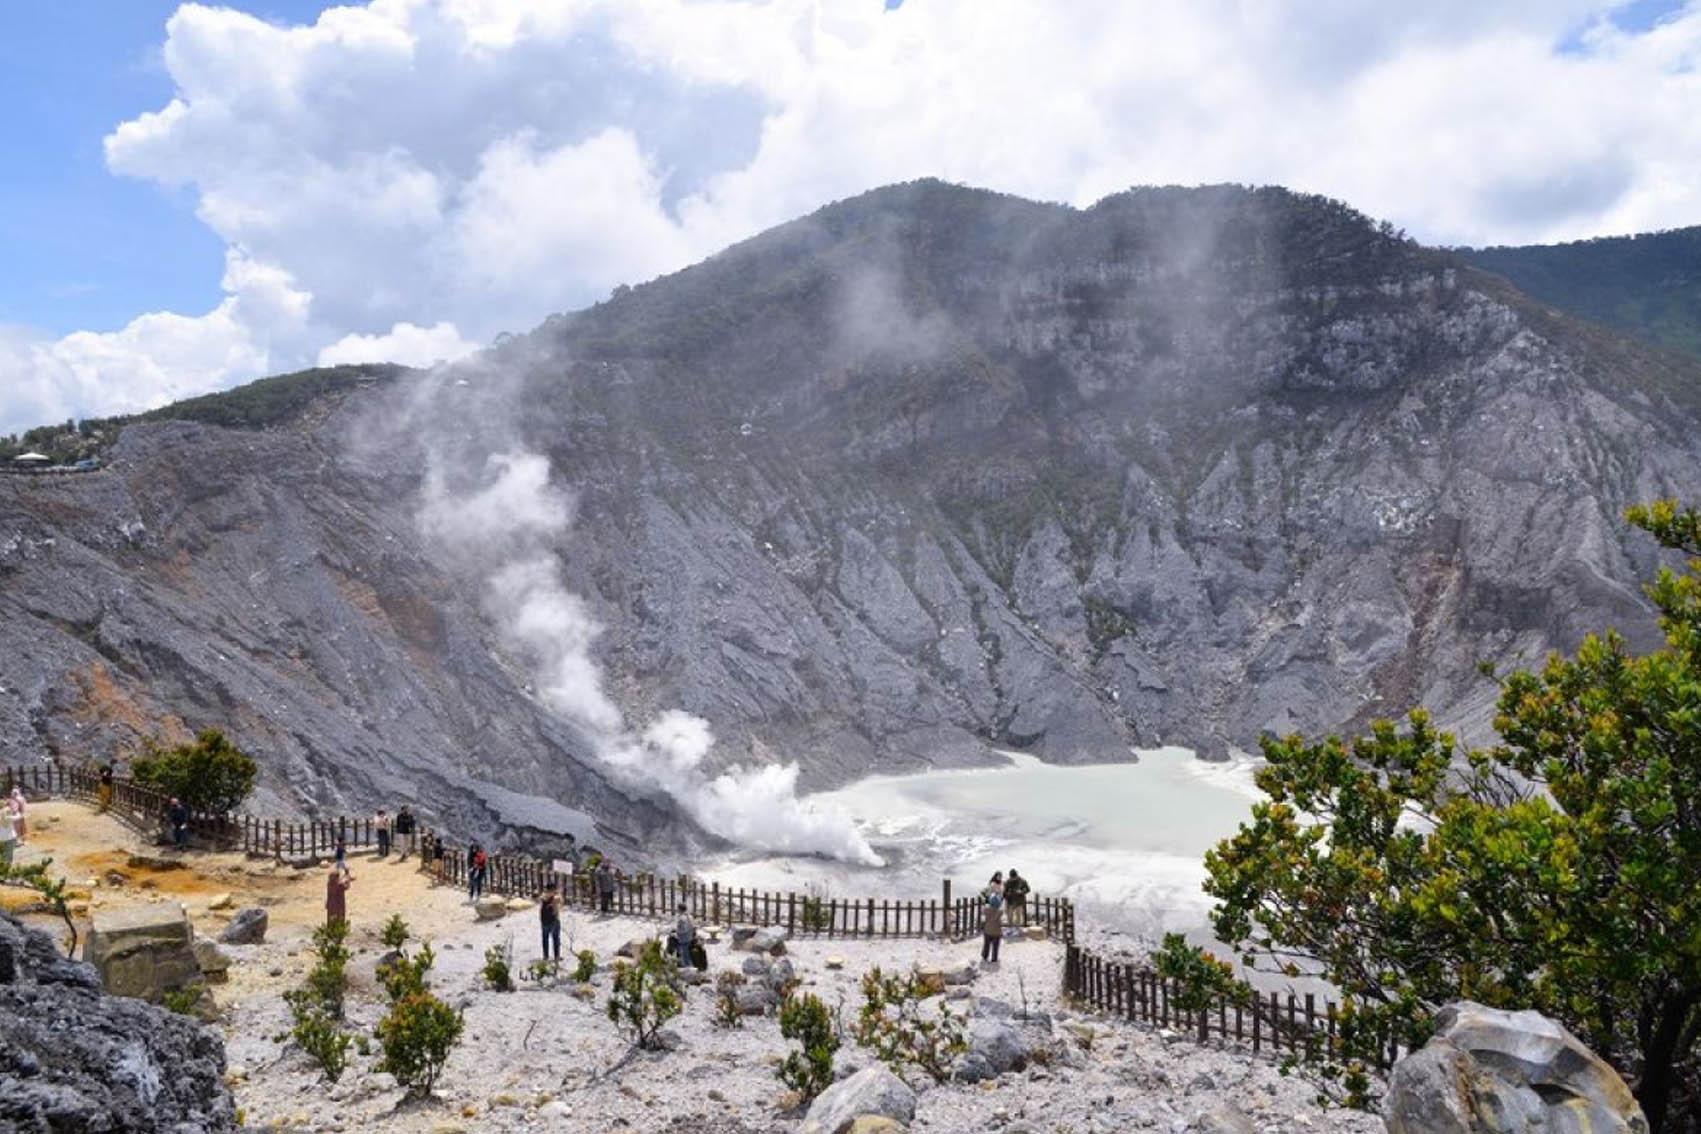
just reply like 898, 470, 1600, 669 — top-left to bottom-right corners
2, 762, 1075, 945
1063, 944, 1399, 1068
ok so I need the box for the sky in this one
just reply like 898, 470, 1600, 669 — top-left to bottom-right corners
2, 0, 1699, 437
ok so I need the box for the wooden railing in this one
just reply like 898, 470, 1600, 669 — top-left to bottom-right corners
1063, 944, 1400, 1068
1, 762, 1075, 945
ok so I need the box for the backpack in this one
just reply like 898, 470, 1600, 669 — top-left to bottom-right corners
473, 850, 487, 870
985, 890, 1003, 909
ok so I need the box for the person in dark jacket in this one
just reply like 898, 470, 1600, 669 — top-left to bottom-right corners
468, 842, 487, 901
393, 806, 416, 861
539, 882, 562, 961
980, 872, 1005, 964
595, 859, 616, 915
168, 797, 190, 849
1003, 868, 1030, 927
673, 904, 695, 968
98, 764, 114, 812
374, 808, 391, 858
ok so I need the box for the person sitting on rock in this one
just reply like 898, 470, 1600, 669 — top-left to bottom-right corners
540, 882, 562, 962
168, 797, 189, 849
1003, 868, 1030, 928
326, 865, 352, 927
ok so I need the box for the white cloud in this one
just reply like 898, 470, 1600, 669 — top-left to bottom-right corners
5, 0, 1700, 436
317, 321, 479, 368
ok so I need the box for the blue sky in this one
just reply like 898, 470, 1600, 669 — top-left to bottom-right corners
2, 0, 1699, 436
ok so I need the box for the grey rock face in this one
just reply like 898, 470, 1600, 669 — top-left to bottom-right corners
803, 1063, 918, 1134
84, 905, 203, 1002
0, 910, 235, 1132
3, 183, 1700, 856
1384, 1001, 1646, 1134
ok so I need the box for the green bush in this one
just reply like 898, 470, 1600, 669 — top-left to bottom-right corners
303, 919, 351, 1018
378, 942, 434, 1003
1150, 933, 1251, 1014
375, 991, 464, 1097
379, 914, 410, 950
606, 941, 682, 1050
779, 991, 839, 1100
161, 984, 204, 1016
283, 988, 352, 1082
851, 967, 967, 1085
483, 941, 515, 992
573, 948, 597, 983
131, 729, 258, 815
713, 970, 745, 1030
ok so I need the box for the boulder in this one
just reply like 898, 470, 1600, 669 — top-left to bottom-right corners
216, 908, 267, 945
742, 956, 772, 977
615, 937, 653, 959
0, 910, 236, 1131
192, 940, 232, 983
504, 897, 533, 912
803, 1065, 917, 1134
737, 985, 778, 1016
954, 1014, 1040, 1083
1385, 1001, 1647, 1134
1192, 1103, 1257, 1134
940, 964, 977, 987
473, 897, 508, 921
206, 893, 233, 911
767, 957, 797, 992
84, 906, 203, 1002
747, 928, 789, 956
847, 1118, 906, 1134
731, 927, 759, 949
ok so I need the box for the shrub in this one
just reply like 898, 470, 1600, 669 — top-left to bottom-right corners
304, 919, 351, 1018
573, 948, 597, 983
800, 883, 833, 932
606, 940, 682, 1050
0, 857, 77, 957
161, 984, 203, 1016
378, 942, 434, 1003
131, 728, 258, 815
282, 988, 352, 1082
375, 991, 463, 1097
852, 967, 967, 1085
713, 971, 745, 1030
483, 941, 515, 992
379, 914, 410, 950
1150, 933, 1251, 1014
524, 958, 558, 985
778, 991, 839, 1100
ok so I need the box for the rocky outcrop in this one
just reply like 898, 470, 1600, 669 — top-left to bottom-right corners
217, 907, 268, 945
85, 905, 203, 1002
0, 910, 235, 1132
1384, 1001, 1647, 1134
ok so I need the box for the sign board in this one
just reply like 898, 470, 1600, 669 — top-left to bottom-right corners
552, 858, 574, 875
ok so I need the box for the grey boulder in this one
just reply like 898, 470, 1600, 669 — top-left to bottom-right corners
1384, 1001, 1646, 1134
803, 1064, 917, 1134
216, 908, 268, 945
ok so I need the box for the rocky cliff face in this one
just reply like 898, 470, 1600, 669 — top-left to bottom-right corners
0, 909, 236, 1132
2, 181, 1699, 847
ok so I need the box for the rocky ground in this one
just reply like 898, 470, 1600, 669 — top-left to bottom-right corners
7, 802, 1383, 1134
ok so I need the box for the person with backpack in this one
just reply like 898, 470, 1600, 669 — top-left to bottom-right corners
468, 842, 487, 901
539, 882, 562, 962
1003, 868, 1030, 928
393, 806, 415, 861
374, 808, 391, 858
980, 872, 1005, 965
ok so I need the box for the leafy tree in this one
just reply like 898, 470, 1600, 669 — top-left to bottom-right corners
379, 914, 411, 951
1203, 500, 1701, 1131
375, 991, 463, 1097
282, 919, 353, 1081
131, 729, 258, 815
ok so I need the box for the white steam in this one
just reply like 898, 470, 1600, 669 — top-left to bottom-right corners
419, 450, 881, 866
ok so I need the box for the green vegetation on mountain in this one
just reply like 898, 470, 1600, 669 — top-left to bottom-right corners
1459, 226, 1701, 361
0, 363, 409, 464
1201, 501, 1701, 1131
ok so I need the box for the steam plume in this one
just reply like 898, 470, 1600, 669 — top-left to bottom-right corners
419, 450, 881, 866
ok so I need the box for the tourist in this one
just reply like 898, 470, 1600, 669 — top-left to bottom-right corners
1004, 868, 1030, 928
431, 833, 446, 884
980, 873, 1005, 965
1, 801, 16, 869
673, 903, 695, 968
333, 835, 348, 872
393, 805, 415, 861
539, 882, 562, 962
374, 808, 391, 858
7, 786, 25, 843
97, 764, 114, 812
168, 796, 190, 849
468, 842, 487, 901
326, 866, 352, 927
595, 858, 616, 915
